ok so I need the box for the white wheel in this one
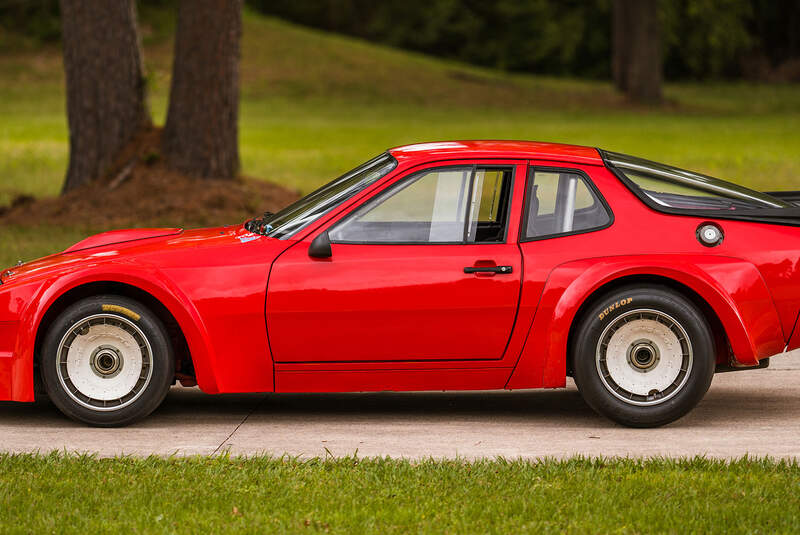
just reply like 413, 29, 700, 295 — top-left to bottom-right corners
596, 309, 693, 406
574, 286, 714, 427
56, 314, 153, 411
42, 295, 173, 426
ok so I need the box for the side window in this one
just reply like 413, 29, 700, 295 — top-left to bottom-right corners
329, 166, 513, 244
467, 169, 513, 243
525, 169, 611, 239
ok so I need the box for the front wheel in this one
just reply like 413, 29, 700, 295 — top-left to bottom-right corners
40, 295, 174, 427
572, 285, 715, 428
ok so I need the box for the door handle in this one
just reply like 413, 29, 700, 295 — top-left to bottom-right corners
464, 266, 513, 274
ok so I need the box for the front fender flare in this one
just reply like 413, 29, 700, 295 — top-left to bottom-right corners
12, 265, 220, 401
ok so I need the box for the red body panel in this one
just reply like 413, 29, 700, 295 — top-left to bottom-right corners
389, 141, 602, 167
505, 162, 789, 388
789, 313, 800, 352
64, 228, 183, 253
268, 242, 522, 363
0, 140, 797, 402
276, 368, 513, 393
1, 226, 288, 400
507, 256, 784, 390
267, 160, 528, 369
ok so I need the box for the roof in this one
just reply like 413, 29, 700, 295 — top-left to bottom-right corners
388, 140, 602, 166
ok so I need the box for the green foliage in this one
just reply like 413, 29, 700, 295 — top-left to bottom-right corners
2, 1, 798, 79
247, 0, 800, 80
0, 0, 175, 49
248, 0, 613, 78
0, 0, 60, 50
0, 453, 798, 534
752, 0, 800, 60
663, 0, 753, 79
1, 13, 799, 268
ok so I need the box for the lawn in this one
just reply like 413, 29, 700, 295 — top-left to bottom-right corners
0, 454, 797, 534
0, 10, 799, 266
1, 13, 800, 532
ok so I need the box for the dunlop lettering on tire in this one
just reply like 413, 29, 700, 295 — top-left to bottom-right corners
598, 297, 633, 320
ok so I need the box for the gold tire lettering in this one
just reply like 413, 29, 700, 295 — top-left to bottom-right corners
101, 304, 141, 321
597, 297, 633, 321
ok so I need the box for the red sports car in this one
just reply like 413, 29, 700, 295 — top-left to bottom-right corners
2, 141, 799, 427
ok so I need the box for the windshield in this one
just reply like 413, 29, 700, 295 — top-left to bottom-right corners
249, 153, 398, 239
604, 151, 789, 211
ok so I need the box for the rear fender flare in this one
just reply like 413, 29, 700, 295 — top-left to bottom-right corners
506, 255, 785, 389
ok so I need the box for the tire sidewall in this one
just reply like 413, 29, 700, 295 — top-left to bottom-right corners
40, 295, 173, 427
572, 286, 715, 428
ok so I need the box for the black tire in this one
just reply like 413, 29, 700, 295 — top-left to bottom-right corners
572, 285, 715, 428
40, 295, 174, 427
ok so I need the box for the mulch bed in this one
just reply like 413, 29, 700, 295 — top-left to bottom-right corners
0, 128, 300, 229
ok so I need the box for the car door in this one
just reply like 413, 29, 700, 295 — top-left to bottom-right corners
266, 161, 526, 363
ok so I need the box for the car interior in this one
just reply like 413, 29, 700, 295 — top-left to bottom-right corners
329, 167, 514, 243
525, 170, 611, 238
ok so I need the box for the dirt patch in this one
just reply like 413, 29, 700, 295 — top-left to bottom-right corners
0, 128, 301, 229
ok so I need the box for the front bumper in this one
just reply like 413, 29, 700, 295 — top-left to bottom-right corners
0, 277, 44, 402
0, 321, 19, 399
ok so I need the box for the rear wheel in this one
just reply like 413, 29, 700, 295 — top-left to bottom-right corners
41, 295, 174, 427
572, 285, 715, 428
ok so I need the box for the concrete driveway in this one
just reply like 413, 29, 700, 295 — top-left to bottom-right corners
2, 352, 799, 459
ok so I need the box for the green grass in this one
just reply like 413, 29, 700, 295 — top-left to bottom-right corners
1, 454, 798, 534
1, 10, 799, 267
0, 225, 90, 265
2, 14, 799, 528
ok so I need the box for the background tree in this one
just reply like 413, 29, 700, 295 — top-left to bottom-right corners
163, 0, 242, 179
59, 0, 150, 193
612, 0, 663, 103
662, 0, 752, 80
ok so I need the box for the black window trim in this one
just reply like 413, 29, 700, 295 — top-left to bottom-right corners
519, 165, 615, 243
599, 149, 800, 227
267, 152, 399, 240
329, 163, 517, 246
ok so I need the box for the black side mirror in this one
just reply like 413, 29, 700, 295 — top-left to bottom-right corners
308, 231, 332, 258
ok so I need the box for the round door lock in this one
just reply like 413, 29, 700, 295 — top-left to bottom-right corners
697, 223, 724, 247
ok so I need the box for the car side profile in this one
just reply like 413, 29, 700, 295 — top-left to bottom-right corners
1, 140, 799, 427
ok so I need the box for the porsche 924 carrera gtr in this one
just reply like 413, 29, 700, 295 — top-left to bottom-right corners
1, 141, 799, 427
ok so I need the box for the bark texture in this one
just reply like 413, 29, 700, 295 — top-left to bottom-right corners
163, 0, 242, 179
612, 0, 631, 92
59, 0, 150, 193
612, 0, 663, 103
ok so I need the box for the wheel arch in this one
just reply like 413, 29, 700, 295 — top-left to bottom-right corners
506, 255, 785, 390
21, 269, 223, 401
565, 275, 729, 376
34, 281, 194, 384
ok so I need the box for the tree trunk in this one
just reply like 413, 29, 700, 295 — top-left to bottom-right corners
59, 0, 150, 193
612, 0, 662, 103
163, 0, 242, 179
612, 0, 631, 92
